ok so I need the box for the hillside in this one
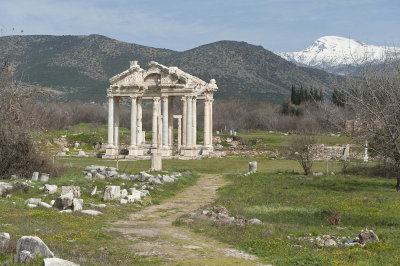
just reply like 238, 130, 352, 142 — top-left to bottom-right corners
1, 34, 339, 103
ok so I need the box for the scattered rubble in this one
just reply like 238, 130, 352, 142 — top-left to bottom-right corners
190, 206, 263, 226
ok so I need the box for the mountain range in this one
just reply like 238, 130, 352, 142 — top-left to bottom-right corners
0, 34, 339, 103
277, 36, 400, 74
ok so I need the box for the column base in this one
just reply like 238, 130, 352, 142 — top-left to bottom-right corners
200, 146, 213, 156
181, 147, 200, 157
126, 146, 144, 158
103, 146, 119, 158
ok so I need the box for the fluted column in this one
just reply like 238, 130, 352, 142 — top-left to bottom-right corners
181, 97, 187, 146
107, 96, 114, 146
209, 98, 214, 147
162, 96, 168, 147
204, 99, 210, 146
113, 97, 120, 148
152, 97, 160, 147
192, 96, 197, 146
130, 96, 137, 147
186, 96, 193, 147
168, 97, 174, 147
136, 97, 142, 146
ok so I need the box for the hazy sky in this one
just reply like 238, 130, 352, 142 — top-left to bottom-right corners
1, 0, 399, 52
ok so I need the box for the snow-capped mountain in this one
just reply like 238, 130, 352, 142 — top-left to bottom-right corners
277, 36, 400, 73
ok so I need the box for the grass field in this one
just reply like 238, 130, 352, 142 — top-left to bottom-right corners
177, 169, 400, 265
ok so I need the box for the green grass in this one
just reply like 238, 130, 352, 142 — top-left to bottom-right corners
224, 131, 353, 151
176, 171, 400, 265
0, 163, 199, 265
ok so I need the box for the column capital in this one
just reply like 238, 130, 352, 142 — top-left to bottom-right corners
181, 96, 187, 102
192, 96, 197, 102
130, 95, 138, 100
153, 97, 160, 104
107, 95, 114, 99
162, 96, 169, 102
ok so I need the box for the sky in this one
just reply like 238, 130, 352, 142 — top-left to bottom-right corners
0, 0, 399, 52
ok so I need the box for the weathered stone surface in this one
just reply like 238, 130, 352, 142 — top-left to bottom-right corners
72, 198, 83, 211
0, 182, 13, 197
27, 203, 37, 208
53, 192, 74, 210
130, 189, 142, 200
84, 173, 92, 180
91, 186, 97, 196
149, 177, 162, 185
126, 195, 135, 203
16, 250, 37, 264
78, 150, 87, 157
40, 173, 50, 182
0, 232, 10, 252
103, 186, 121, 201
44, 184, 58, 194
59, 210, 72, 214
248, 218, 262, 225
249, 161, 257, 173
121, 189, 128, 198
138, 171, 153, 181
25, 198, 42, 205
81, 210, 103, 215
161, 175, 174, 183
40, 202, 53, 208
44, 257, 80, 266
324, 239, 337, 247
120, 199, 128, 204
61, 186, 80, 198
359, 229, 379, 244
95, 173, 106, 180
32, 172, 39, 181
15, 236, 54, 263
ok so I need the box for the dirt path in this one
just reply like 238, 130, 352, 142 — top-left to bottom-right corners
110, 174, 266, 265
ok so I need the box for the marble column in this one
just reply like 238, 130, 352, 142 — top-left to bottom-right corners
186, 96, 193, 147
113, 97, 120, 148
192, 96, 197, 146
181, 97, 187, 146
130, 96, 137, 147
162, 96, 168, 147
168, 97, 174, 147
107, 96, 114, 146
203, 99, 210, 146
152, 97, 160, 147
136, 97, 142, 146
209, 98, 214, 147
177, 116, 182, 150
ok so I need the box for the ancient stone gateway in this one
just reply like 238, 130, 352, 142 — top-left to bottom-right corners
104, 61, 218, 159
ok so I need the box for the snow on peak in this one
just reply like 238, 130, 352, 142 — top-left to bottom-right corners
277, 36, 400, 69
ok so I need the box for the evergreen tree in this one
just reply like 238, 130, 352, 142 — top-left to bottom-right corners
332, 88, 345, 107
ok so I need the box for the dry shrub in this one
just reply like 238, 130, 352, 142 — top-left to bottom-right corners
328, 211, 341, 226
0, 34, 59, 179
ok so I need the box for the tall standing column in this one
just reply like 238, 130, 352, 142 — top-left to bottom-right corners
168, 97, 174, 147
107, 96, 114, 146
162, 96, 169, 147
136, 97, 142, 146
203, 99, 210, 146
177, 117, 182, 150
186, 96, 193, 147
152, 97, 160, 147
192, 96, 197, 146
130, 96, 137, 147
209, 98, 214, 147
114, 97, 120, 148
181, 97, 187, 146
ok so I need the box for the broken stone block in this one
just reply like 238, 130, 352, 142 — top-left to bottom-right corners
103, 186, 121, 201
61, 186, 80, 198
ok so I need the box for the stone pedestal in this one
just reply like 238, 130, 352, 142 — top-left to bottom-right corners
151, 152, 162, 171
126, 146, 143, 158
104, 145, 119, 158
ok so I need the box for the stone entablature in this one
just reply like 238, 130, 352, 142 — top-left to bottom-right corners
104, 61, 218, 159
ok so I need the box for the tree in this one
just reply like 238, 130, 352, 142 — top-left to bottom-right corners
0, 33, 56, 179
290, 134, 317, 175
342, 55, 400, 190
331, 88, 345, 107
